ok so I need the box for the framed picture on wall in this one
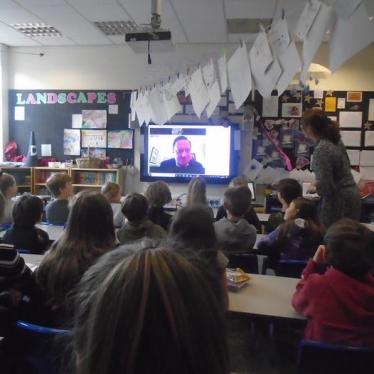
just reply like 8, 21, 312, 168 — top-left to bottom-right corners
281, 103, 302, 118
107, 129, 134, 149
81, 130, 107, 148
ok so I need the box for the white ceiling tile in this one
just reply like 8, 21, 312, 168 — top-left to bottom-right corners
0, 7, 44, 24
32, 36, 77, 46
15, 0, 62, 6
67, 4, 131, 22
224, 0, 278, 19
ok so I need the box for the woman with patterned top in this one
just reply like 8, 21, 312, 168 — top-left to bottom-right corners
301, 109, 361, 228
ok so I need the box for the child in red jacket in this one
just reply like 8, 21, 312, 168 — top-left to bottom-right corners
292, 218, 374, 346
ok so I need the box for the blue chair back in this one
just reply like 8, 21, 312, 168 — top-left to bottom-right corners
297, 339, 374, 374
16, 249, 30, 254
15, 320, 71, 374
277, 259, 308, 278
227, 252, 259, 274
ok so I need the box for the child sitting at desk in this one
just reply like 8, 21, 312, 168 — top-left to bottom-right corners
292, 219, 374, 346
45, 172, 74, 224
266, 178, 301, 234
117, 193, 166, 246
3, 195, 50, 254
101, 181, 125, 227
0, 172, 17, 226
214, 185, 257, 253
257, 198, 324, 270
216, 176, 260, 232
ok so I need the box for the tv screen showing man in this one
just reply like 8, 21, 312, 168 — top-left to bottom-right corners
158, 135, 205, 174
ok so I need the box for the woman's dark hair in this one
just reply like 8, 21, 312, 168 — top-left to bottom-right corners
302, 109, 341, 144
169, 204, 218, 250
277, 178, 302, 205
186, 176, 208, 205
73, 248, 230, 374
324, 218, 374, 279
121, 193, 148, 222
145, 181, 172, 207
12, 194, 44, 229
36, 190, 116, 307
277, 198, 325, 255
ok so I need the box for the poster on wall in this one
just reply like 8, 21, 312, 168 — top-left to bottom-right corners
107, 129, 134, 149
81, 130, 107, 148
81, 148, 106, 159
63, 129, 81, 155
82, 110, 107, 128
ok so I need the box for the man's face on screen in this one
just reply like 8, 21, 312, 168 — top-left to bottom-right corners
174, 139, 192, 167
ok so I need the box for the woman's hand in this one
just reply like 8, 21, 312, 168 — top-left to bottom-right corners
313, 245, 328, 264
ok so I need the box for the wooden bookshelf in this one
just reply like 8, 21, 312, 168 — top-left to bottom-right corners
33, 167, 70, 196
1, 166, 33, 194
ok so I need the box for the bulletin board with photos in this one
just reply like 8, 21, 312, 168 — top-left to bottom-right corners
247, 89, 374, 171
9, 90, 134, 163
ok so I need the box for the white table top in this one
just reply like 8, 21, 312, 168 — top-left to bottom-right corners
257, 213, 270, 223
228, 274, 305, 320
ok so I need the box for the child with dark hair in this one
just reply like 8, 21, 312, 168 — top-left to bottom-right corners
144, 181, 173, 232
3, 194, 49, 254
214, 186, 257, 253
117, 193, 166, 245
258, 198, 324, 270
216, 176, 260, 231
266, 178, 302, 233
45, 172, 74, 224
292, 219, 374, 346
0, 172, 17, 225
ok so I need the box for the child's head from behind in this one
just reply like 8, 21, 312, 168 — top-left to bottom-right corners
74, 248, 229, 374
224, 185, 251, 218
144, 181, 172, 207
121, 193, 148, 222
0, 192, 6, 223
229, 176, 248, 188
277, 178, 301, 206
0, 172, 17, 198
101, 182, 121, 203
187, 176, 208, 205
13, 194, 44, 229
46, 173, 73, 198
169, 204, 217, 250
325, 219, 374, 279
284, 197, 319, 223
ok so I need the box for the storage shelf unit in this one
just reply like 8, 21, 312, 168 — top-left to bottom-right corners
33, 167, 70, 196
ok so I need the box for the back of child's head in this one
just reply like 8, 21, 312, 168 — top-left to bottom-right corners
0, 192, 6, 221
46, 172, 72, 197
324, 219, 374, 279
101, 182, 120, 203
169, 204, 218, 250
0, 172, 16, 197
292, 198, 320, 223
121, 193, 148, 222
277, 178, 301, 205
13, 194, 44, 229
229, 176, 248, 188
144, 181, 172, 207
187, 176, 208, 205
224, 185, 251, 217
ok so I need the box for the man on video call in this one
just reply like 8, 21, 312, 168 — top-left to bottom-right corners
158, 135, 205, 174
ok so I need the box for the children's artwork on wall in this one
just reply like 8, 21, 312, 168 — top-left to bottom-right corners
63, 129, 81, 156
294, 141, 310, 157
107, 129, 134, 149
296, 156, 310, 169
81, 148, 106, 159
82, 130, 107, 148
281, 103, 302, 117
280, 128, 294, 148
82, 110, 107, 128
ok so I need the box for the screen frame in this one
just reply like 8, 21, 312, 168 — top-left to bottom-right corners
140, 122, 239, 185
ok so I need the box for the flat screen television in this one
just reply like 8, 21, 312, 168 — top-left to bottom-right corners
140, 123, 239, 184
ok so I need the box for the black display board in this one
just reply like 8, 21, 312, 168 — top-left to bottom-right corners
8, 90, 133, 163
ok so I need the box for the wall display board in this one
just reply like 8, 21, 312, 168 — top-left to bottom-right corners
9, 90, 133, 163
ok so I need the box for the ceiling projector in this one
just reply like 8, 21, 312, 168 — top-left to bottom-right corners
125, 29, 175, 53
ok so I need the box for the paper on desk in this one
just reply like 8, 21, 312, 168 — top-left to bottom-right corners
299, 3, 333, 84
217, 54, 228, 94
360, 151, 374, 167
339, 111, 362, 128
320, 0, 361, 20
329, 3, 374, 73
262, 96, 279, 117
294, 0, 321, 41
351, 168, 363, 184
243, 159, 263, 181
365, 132, 374, 147
369, 99, 374, 121
14, 106, 25, 121
227, 44, 252, 110
189, 67, 210, 118
346, 149, 360, 165
340, 131, 361, 147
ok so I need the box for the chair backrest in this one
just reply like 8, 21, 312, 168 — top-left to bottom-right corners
277, 259, 308, 278
227, 252, 259, 274
16, 248, 30, 254
16, 320, 71, 374
297, 339, 374, 374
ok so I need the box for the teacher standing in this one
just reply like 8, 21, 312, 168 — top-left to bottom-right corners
301, 109, 361, 228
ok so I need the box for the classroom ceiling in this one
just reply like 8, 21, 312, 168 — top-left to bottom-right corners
0, 0, 373, 48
